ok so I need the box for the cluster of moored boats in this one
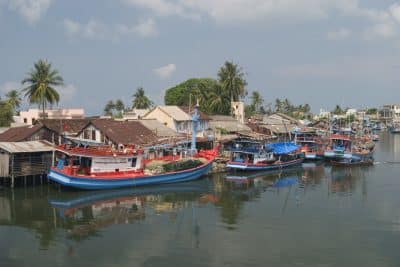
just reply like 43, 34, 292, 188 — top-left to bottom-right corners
226, 128, 376, 171
47, 106, 379, 190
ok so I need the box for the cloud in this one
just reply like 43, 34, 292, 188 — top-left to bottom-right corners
64, 18, 158, 41
0, 81, 21, 95
327, 28, 351, 41
389, 3, 400, 23
153, 63, 176, 78
8, 0, 52, 24
56, 84, 77, 105
364, 23, 397, 40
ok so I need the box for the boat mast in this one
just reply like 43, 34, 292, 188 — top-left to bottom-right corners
191, 100, 200, 155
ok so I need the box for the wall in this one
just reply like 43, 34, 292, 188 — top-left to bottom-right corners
144, 108, 176, 131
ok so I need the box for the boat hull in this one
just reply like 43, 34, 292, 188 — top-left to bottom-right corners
226, 158, 304, 171
48, 160, 213, 190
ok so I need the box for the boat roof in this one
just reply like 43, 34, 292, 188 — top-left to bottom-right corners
265, 142, 300, 155
56, 146, 138, 158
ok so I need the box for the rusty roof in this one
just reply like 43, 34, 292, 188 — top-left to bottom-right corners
38, 119, 91, 135
0, 140, 54, 153
86, 119, 159, 145
0, 124, 44, 142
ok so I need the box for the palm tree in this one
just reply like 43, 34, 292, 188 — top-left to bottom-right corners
104, 100, 115, 116
22, 60, 64, 118
115, 99, 125, 112
217, 61, 247, 102
332, 104, 344, 115
250, 91, 263, 113
6, 90, 22, 114
207, 84, 231, 115
132, 87, 153, 109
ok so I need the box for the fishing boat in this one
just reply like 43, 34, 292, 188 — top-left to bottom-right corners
324, 133, 374, 165
293, 129, 325, 160
226, 141, 304, 171
48, 105, 218, 190
390, 121, 400, 133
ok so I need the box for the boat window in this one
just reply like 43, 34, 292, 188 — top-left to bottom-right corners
131, 157, 137, 167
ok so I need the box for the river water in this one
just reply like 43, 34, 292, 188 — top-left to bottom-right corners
1, 132, 400, 267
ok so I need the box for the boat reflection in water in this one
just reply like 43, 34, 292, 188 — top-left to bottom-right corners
49, 180, 212, 239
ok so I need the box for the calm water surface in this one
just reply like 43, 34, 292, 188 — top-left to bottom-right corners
1, 132, 400, 267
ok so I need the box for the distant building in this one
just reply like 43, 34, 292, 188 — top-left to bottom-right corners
13, 108, 85, 126
231, 101, 245, 124
123, 108, 150, 120
380, 104, 400, 123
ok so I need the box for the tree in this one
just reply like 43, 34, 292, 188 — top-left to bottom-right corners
132, 87, 153, 109
250, 91, 263, 113
104, 100, 115, 116
366, 108, 378, 115
217, 61, 247, 102
22, 60, 64, 118
332, 104, 345, 115
0, 100, 14, 127
164, 78, 230, 114
5, 90, 22, 114
115, 99, 125, 112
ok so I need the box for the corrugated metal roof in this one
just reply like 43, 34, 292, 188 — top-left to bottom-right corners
158, 106, 191, 121
139, 119, 179, 137
0, 141, 55, 153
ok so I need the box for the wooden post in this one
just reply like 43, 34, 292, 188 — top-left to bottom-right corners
10, 154, 14, 188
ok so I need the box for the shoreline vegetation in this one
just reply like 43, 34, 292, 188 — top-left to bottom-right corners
0, 59, 380, 128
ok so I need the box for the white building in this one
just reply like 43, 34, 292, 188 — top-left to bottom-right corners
12, 108, 85, 126
231, 101, 245, 124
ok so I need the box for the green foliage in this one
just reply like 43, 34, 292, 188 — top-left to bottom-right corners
132, 87, 153, 109
366, 108, 377, 115
164, 78, 230, 115
0, 100, 14, 127
22, 59, 64, 118
244, 104, 255, 118
218, 61, 247, 101
5, 90, 21, 114
332, 104, 345, 115
103, 99, 125, 117
274, 98, 311, 119
162, 159, 203, 172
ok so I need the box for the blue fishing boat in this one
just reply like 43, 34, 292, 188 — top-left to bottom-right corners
324, 133, 374, 165
226, 141, 304, 171
48, 105, 218, 190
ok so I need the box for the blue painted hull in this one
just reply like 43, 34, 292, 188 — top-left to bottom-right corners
48, 160, 213, 190
226, 158, 304, 171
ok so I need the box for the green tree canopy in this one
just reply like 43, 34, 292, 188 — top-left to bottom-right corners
5, 89, 22, 114
217, 61, 247, 101
0, 100, 14, 127
164, 78, 230, 114
132, 87, 153, 109
332, 104, 345, 115
22, 59, 64, 118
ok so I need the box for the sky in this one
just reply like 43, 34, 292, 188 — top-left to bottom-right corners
1, 0, 400, 115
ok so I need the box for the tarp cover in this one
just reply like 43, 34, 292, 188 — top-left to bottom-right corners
265, 142, 299, 155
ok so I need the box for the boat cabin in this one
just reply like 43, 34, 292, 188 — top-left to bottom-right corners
56, 146, 143, 176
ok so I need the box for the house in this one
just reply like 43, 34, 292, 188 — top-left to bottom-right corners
76, 119, 159, 147
123, 108, 150, 120
138, 119, 181, 138
13, 108, 85, 126
143, 106, 210, 135
0, 141, 54, 187
249, 113, 300, 139
0, 119, 90, 144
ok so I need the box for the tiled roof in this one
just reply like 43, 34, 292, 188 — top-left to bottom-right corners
0, 124, 43, 142
38, 119, 90, 135
88, 119, 159, 145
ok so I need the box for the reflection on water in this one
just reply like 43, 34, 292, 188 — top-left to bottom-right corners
1, 133, 400, 266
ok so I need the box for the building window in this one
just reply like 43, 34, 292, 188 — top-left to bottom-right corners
83, 129, 90, 139
92, 130, 96, 140
23, 118, 27, 123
